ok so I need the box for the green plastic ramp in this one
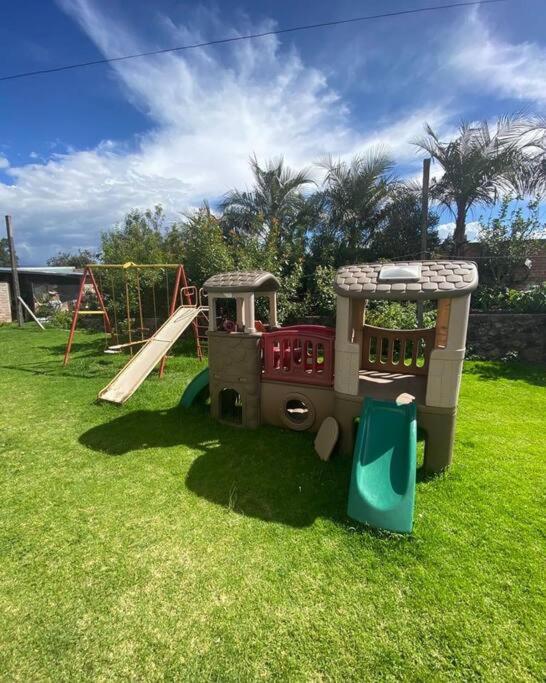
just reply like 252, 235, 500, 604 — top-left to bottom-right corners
180, 367, 209, 408
348, 398, 417, 533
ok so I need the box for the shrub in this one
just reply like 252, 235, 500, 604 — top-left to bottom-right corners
366, 300, 436, 329
472, 284, 546, 313
46, 310, 73, 329
311, 265, 337, 320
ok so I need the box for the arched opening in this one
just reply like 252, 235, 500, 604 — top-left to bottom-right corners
219, 388, 243, 424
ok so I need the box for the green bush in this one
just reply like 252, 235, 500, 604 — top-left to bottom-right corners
472, 284, 546, 313
366, 300, 436, 330
311, 265, 337, 320
45, 310, 73, 329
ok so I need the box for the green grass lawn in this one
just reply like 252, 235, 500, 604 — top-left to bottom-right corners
0, 326, 544, 681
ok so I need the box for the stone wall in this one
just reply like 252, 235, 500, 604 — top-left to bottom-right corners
467, 313, 546, 363
0, 282, 12, 323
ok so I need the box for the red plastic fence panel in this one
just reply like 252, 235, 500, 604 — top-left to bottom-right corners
261, 326, 335, 386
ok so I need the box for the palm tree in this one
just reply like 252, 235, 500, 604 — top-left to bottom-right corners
413, 117, 529, 255
509, 114, 546, 196
317, 149, 396, 263
221, 155, 314, 246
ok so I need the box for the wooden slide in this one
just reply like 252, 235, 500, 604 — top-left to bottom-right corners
98, 306, 203, 405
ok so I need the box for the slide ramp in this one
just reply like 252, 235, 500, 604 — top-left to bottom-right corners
348, 398, 417, 533
98, 307, 202, 405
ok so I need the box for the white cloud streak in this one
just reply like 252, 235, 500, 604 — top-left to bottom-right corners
450, 11, 546, 105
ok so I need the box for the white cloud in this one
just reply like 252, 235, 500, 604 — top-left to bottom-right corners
438, 221, 481, 242
450, 11, 546, 105
1, 0, 449, 263
0, 156, 9, 170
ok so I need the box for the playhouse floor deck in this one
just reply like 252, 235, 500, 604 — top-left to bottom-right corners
358, 370, 427, 404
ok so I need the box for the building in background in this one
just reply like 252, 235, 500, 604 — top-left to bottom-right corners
0, 267, 82, 323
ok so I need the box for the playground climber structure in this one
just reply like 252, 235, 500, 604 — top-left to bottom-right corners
181, 261, 479, 534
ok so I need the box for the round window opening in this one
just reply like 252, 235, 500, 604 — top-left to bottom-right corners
280, 393, 316, 431
285, 398, 310, 424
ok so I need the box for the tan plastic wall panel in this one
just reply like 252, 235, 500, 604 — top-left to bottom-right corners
334, 295, 361, 396
314, 416, 340, 461
425, 295, 471, 408
261, 380, 335, 433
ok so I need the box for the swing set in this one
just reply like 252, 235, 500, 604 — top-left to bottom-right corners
63, 263, 207, 374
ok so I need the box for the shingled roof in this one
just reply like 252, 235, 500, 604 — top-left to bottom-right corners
334, 261, 478, 300
203, 271, 280, 293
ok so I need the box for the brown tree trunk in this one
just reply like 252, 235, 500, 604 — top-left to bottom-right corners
453, 204, 466, 256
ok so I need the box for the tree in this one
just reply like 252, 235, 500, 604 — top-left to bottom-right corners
0, 238, 15, 267
169, 205, 233, 286
101, 206, 167, 264
414, 117, 529, 256
511, 114, 546, 196
314, 149, 396, 266
47, 249, 97, 268
478, 196, 543, 288
221, 155, 314, 253
370, 187, 440, 260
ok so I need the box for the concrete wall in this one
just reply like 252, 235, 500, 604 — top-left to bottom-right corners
467, 313, 546, 363
0, 282, 11, 323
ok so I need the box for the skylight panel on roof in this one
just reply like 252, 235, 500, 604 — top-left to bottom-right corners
378, 264, 421, 282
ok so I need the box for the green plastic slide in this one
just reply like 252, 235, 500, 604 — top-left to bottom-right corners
180, 367, 209, 408
347, 398, 417, 533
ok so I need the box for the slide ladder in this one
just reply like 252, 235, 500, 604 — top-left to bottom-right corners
348, 398, 417, 533
98, 306, 205, 404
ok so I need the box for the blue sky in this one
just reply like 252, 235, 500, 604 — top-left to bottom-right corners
0, 0, 545, 264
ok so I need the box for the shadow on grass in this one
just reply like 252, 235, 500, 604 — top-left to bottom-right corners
79, 406, 353, 528
465, 360, 546, 387
0, 336, 126, 379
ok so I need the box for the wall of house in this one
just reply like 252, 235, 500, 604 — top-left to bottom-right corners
0, 282, 11, 323
467, 313, 546, 363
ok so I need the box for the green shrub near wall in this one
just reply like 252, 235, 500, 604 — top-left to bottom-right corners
472, 284, 546, 313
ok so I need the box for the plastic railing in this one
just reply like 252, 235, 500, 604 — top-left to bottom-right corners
261, 325, 335, 387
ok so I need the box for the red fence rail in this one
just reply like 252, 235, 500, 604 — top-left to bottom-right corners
261, 325, 335, 387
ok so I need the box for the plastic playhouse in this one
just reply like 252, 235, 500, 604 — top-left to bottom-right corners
179, 261, 479, 533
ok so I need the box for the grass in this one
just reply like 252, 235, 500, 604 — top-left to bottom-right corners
0, 325, 544, 681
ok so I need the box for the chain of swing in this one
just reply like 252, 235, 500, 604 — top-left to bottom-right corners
94, 267, 172, 354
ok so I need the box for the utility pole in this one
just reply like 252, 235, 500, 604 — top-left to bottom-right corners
5, 215, 24, 327
417, 158, 431, 328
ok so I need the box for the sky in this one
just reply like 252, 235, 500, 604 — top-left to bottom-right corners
0, 0, 545, 264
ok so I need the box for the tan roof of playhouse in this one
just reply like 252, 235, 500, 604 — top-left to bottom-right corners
204, 270, 280, 293
334, 261, 478, 300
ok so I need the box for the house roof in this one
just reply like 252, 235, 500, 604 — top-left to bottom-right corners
0, 266, 82, 278
334, 261, 478, 300
204, 271, 280, 293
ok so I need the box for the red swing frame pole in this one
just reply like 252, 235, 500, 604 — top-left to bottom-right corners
63, 266, 112, 366
87, 267, 112, 333
158, 265, 184, 378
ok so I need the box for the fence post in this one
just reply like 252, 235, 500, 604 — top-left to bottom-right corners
5, 215, 24, 327
417, 158, 431, 328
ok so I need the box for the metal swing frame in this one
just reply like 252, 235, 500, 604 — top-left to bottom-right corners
62, 262, 205, 371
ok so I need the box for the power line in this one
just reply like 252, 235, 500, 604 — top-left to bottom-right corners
1, 0, 510, 83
